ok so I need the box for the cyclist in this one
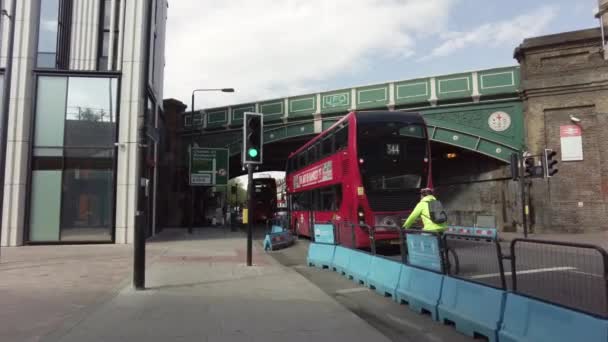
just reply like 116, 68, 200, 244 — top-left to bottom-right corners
401, 188, 447, 233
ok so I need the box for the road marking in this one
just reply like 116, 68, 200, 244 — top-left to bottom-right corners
569, 269, 604, 278
335, 287, 370, 294
470, 266, 576, 279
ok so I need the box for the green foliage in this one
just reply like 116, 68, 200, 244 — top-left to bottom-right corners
227, 178, 247, 206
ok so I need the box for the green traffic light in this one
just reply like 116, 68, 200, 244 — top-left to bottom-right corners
248, 148, 258, 158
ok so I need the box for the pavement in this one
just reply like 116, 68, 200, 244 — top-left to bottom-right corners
1, 228, 392, 342
0, 243, 141, 342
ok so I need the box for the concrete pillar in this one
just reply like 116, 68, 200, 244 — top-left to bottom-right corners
599, 0, 608, 28
114, 0, 148, 244
1, 0, 37, 247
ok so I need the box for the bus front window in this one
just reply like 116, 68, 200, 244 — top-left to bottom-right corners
358, 122, 427, 192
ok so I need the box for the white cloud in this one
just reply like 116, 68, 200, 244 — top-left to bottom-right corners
426, 5, 558, 59
164, 0, 453, 109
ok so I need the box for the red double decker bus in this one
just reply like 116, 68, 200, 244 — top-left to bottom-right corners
251, 177, 277, 223
286, 111, 432, 248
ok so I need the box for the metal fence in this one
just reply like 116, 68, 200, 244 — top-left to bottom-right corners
510, 239, 608, 318
442, 233, 506, 289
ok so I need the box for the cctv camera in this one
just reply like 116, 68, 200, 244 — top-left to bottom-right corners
569, 115, 581, 123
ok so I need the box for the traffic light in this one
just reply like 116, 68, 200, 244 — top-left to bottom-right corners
524, 156, 535, 178
243, 112, 263, 164
544, 148, 558, 177
510, 153, 520, 181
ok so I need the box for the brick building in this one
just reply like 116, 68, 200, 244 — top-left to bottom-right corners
515, 25, 608, 232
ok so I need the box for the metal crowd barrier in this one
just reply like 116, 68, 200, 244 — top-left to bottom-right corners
442, 232, 506, 290
510, 238, 608, 318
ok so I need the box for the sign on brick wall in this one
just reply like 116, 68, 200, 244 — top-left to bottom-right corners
560, 125, 583, 161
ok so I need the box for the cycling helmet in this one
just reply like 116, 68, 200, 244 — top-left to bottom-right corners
420, 188, 434, 196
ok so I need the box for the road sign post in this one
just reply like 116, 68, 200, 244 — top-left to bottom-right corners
188, 147, 229, 233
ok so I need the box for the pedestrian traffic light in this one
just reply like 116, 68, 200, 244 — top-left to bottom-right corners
243, 112, 263, 164
543, 148, 558, 177
524, 156, 535, 177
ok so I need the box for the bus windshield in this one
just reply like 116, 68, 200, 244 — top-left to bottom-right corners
254, 180, 276, 198
358, 121, 427, 192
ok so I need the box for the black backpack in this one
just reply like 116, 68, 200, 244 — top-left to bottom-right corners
427, 200, 448, 224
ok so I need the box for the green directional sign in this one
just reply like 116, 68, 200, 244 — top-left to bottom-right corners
189, 147, 229, 186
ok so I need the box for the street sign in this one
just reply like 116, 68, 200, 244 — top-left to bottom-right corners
189, 147, 229, 186
560, 125, 583, 161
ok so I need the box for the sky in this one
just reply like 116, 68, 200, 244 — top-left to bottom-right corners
164, 0, 599, 110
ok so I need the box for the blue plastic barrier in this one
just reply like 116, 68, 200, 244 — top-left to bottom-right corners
346, 250, 372, 285
307, 243, 336, 269
313, 223, 335, 244
366, 256, 402, 299
406, 233, 443, 272
396, 264, 444, 320
332, 246, 351, 275
499, 293, 608, 342
438, 277, 505, 342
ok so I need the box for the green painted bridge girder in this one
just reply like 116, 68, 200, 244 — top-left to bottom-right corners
185, 66, 523, 163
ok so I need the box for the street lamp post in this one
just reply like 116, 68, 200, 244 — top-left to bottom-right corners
189, 88, 234, 234
0, 0, 17, 259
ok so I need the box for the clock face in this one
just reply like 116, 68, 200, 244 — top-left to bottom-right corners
488, 111, 511, 132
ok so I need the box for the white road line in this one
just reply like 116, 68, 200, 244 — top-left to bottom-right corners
470, 266, 577, 279
335, 287, 370, 294
568, 269, 604, 279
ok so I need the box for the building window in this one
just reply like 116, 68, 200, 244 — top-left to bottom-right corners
192, 113, 202, 126
37, 0, 72, 69
98, 0, 120, 71
29, 76, 118, 242
148, 0, 158, 85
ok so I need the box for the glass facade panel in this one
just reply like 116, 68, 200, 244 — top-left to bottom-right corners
65, 77, 117, 148
60, 168, 113, 241
37, 0, 59, 68
28, 76, 118, 242
102, 0, 111, 29
29, 171, 62, 241
33, 77, 67, 154
0, 75, 4, 111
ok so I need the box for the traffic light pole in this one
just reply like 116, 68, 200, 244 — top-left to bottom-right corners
519, 153, 528, 238
246, 164, 253, 266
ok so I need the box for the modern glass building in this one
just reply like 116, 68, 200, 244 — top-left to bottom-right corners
0, 0, 167, 246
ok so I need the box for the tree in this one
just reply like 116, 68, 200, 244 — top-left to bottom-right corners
227, 178, 247, 207
80, 107, 101, 122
